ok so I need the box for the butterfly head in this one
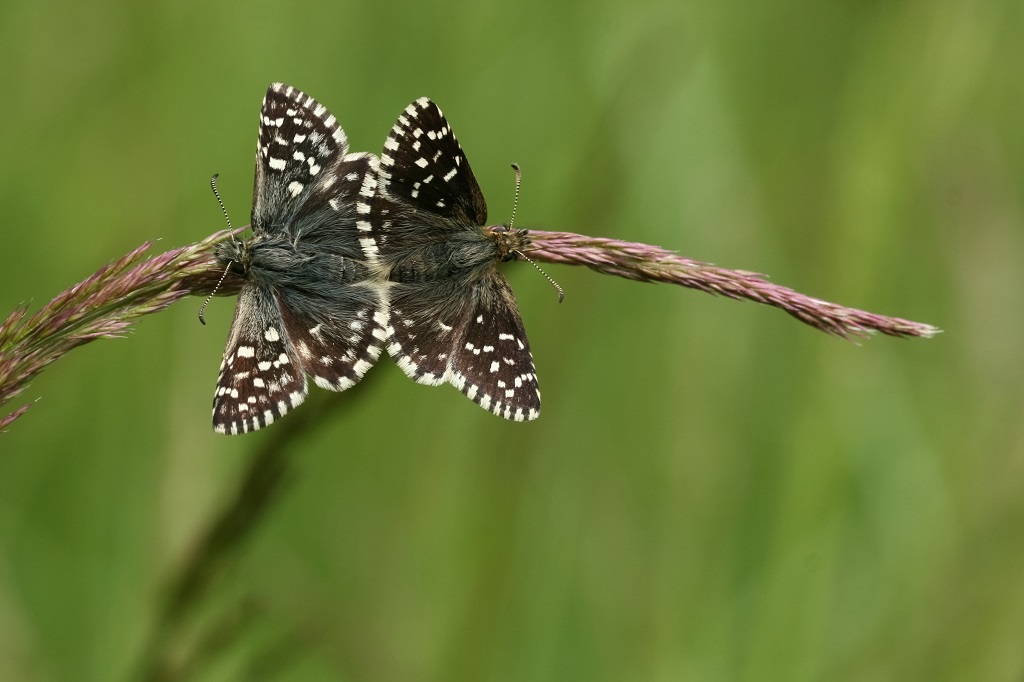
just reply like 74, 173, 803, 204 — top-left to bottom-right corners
214, 234, 255, 278
489, 225, 564, 303
489, 225, 530, 263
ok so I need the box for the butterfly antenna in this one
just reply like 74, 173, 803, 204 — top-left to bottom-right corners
516, 249, 564, 303
508, 163, 523, 230
198, 263, 232, 325
210, 173, 237, 236
508, 163, 564, 303
199, 174, 236, 325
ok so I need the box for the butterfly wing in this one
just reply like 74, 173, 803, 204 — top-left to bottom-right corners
359, 97, 487, 266
213, 284, 307, 434
385, 273, 540, 421
379, 97, 487, 225
252, 82, 353, 237
452, 274, 540, 421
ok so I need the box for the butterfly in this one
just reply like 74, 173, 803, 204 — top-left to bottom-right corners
211, 83, 385, 434
358, 97, 541, 421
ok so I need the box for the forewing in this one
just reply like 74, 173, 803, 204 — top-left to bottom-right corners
213, 285, 307, 434
381, 97, 486, 224
387, 274, 540, 422
290, 151, 376, 259
251, 83, 351, 236
363, 98, 488, 260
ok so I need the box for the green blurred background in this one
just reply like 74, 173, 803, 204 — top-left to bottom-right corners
0, 0, 1019, 680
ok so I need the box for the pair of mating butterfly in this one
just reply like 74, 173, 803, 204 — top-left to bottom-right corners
210, 83, 547, 434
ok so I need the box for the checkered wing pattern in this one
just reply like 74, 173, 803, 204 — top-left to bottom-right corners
252, 83, 351, 236
213, 286, 307, 434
